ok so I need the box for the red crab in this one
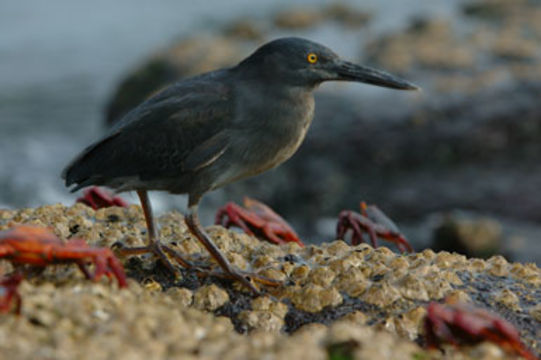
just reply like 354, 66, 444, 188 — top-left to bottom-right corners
424, 301, 538, 360
76, 186, 128, 210
0, 274, 23, 314
336, 202, 413, 252
215, 197, 304, 246
0, 226, 127, 288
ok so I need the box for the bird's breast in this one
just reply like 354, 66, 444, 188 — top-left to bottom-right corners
268, 95, 314, 163
233, 87, 315, 176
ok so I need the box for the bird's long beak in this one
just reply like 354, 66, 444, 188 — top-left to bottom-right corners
334, 60, 419, 90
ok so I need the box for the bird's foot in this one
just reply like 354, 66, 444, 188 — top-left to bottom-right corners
112, 241, 191, 275
166, 253, 282, 293
215, 197, 304, 246
186, 204, 285, 295
221, 267, 263, 295
213, 267, 282, 295
112, 240, 281, 293
336, 201, 414, 252
150, 244, 279, 291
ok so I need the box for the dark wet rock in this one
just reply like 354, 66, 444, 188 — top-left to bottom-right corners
230, 84, 541, 242
462, 0, 524, 20
104, 58, 179, 128
432, 213, 503, 259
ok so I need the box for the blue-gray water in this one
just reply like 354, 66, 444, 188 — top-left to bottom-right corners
0, 0, 458, 210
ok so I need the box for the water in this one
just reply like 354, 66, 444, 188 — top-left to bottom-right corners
0, 0, 459, 210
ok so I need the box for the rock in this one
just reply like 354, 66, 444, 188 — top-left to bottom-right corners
367, 18, 475, 71
222, 18, 264, 41
324, 3, 371, 28
431, 213, 503, 258
290, 283, 343, 313
0, 203, 539, 359
193, 284, 229, 312
273, 8, 324, 29
273, 4, 371, 30
237, 296, 288, 332
462, 0, 523, 20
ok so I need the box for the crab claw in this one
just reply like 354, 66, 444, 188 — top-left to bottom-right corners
76, 186, 128, 210
64, 238, 128, 288
215, 197, 304, 246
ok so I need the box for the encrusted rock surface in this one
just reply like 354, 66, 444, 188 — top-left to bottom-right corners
0, 203, 539, 359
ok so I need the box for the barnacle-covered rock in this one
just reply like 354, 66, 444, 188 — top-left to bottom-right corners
0, 203, 539, 359
290, 284, 343, 313
193, 284, 229, 312
238, 296, 288, 332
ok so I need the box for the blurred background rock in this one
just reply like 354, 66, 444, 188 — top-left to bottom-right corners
2, 0, 541, 264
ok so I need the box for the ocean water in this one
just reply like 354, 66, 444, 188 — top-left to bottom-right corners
0, 0, 458, 210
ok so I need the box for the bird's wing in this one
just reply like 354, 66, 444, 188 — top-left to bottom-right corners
63, 77, 234, 190
182, 131, 230, 172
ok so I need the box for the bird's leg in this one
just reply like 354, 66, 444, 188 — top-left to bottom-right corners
113, 190, 194, 272
137, 190, 182, 272
186, 203, 281, 294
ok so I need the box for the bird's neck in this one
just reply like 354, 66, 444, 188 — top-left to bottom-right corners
231, 78, 316, 176
233, 78, 316, 155
232, 61, 319, 89
234, 78, 314, 118
233, 68, 315, 100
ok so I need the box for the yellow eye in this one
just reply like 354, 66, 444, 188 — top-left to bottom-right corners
307, 53, 318, 64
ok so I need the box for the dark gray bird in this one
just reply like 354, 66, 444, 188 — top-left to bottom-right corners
63, 37, 418, 293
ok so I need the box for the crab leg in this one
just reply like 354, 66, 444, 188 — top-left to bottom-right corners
215, 198, 303, 246
0, 274, 23, 315
215, 202, 258, 236
336, 204, 414, 252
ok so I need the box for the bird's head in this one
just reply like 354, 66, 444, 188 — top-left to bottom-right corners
237, 37, 419, 91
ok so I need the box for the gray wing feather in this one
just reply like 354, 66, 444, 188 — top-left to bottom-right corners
63, 77, 234, 191
182, 132, 230, 172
